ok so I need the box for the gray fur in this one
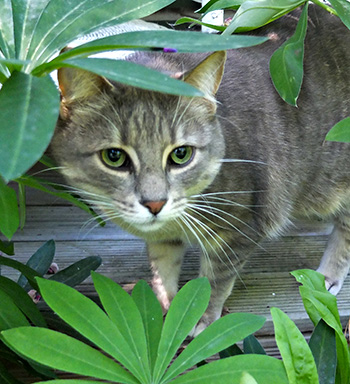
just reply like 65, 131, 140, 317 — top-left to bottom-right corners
51, 7, 350, 335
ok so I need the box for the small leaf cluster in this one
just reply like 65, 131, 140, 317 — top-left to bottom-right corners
0, 239, 101, 382
0, 269, 349, 384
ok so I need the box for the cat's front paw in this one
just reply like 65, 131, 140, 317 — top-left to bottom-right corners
316, 267, 346, 295
188, 307, 227, 338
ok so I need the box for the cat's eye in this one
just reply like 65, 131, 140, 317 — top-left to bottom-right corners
169, 146, 194, 166
101, 148, 129, 169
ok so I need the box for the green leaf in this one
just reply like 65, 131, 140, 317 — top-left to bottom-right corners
49, 256, 101, 287
0, 289, 30, 330
153, 278, 211, 383
269, 3, 308, 106
35, 30, 268, 75
328, 0, 350, 29
0, 276, 47, 327
0, 178, 19, 239
0, 240, 14, 255
271, 307, 318, 384
36, 278, 144, 382
163, 313, 265, 382
17, 239, 55, 289
243, 334, 266, 355
132, 279, 163, 374
92, 272, 151, 383
291, 269, 327, 292
0, 0, 15, 58
1, 327, 138, 384
325, 117, 350, 142
26, 0, 177, 67
59, 57, 203, 97
32, 381, 108, 384
17, 181, 26, 230
219, 344, 243, 358
170, 354, 289, 384
0, 71, 59, 182
0, 255, 39, 290
309, 319, 337, 384
223, 0, 305, 34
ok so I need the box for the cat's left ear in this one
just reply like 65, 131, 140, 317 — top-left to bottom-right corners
184, 51, 226, 104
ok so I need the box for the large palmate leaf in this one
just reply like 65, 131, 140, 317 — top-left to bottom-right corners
0, 71, 59, 182
24, 0, 176, 68
0, 0, 15, 59
1, 327, 138, 384
269, 3, 308, 106
328, 0, 350, 30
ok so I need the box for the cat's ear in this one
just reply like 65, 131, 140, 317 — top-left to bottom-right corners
58, 66, 112, 101
184, 51, 226, 102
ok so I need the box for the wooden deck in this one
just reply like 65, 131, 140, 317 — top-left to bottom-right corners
2, 167, 350, 382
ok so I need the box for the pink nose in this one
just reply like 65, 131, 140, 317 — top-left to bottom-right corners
143, 200, 166, 215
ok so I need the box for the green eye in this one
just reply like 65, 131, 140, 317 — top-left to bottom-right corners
170, 146, 194, 166
101, 148, 128, 168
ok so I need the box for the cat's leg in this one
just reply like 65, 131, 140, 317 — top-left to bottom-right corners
147, 241, 186, 313
317, 213, 350, 295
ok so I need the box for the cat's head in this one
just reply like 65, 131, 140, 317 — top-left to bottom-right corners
50, 51, 226, 239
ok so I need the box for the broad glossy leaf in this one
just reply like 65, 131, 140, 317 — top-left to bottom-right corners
36, 278, 144, 381
163, 313, 265, 382
0, 240, 14, 255
49, 256, 101, 287
132, 279, 163, 374
92, 272, 150, 382
60, 58, 203, 97
223, 0, 305, 34
270, 4, 308, 106
0, 289, 29, 330
0, 179, 19, 239
309, 319, 336, 384
0, 255, 39, 290
0, 276, 47, 327
243, 334, 266, 355
219, 344, 243, 358
325, 117, 350, 142
35, 30, 268, 75
170, 354, 289, 384
1, 327, 138, 384
18, 239, 55, 289
271, 307, 318, 384
152, 278, 211, 383
0, 71, 59, 182
328, 0, 350, 29
0, 0, 15, 58
26, 0, 176, 66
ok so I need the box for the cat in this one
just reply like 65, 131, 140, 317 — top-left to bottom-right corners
50, 6, 350, 335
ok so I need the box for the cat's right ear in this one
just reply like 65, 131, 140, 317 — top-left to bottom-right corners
58, 67, 113, 102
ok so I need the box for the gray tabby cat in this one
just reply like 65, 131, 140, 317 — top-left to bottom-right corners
51, 7, 350, 335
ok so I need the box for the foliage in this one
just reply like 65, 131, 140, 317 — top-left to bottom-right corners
0, 269, 348, 384
0, 0, 268, 240
0, 239, 101, 382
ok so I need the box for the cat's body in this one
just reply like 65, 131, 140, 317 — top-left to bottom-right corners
51, 6, 350, 334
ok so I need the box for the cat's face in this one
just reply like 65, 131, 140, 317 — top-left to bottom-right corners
51, 53, 226, 239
